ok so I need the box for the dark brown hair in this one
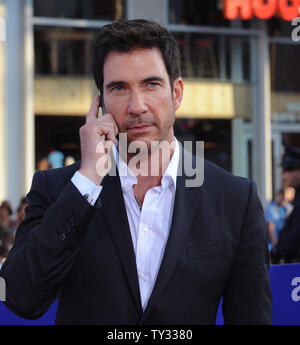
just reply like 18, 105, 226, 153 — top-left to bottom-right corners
93, 19, 181, 94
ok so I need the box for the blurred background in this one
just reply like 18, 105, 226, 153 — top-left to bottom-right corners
0, 0, 300, 242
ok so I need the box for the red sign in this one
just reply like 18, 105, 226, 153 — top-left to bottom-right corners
223, 0, 300, 21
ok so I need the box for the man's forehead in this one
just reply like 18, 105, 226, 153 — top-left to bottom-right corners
104, 47, 164, 62
103, 47, 167, 80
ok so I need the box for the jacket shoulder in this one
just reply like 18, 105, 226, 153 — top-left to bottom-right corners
203, 158, 255, 204
181, 145, 251, 192
43, 161, 81, 181
204, 158, 250, 187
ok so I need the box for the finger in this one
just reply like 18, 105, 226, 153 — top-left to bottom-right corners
86, 95, 100, 124
103, 114, 120, 136
105, 130, 117, 143
97, 125, 116, 143
94, 114, 119, 136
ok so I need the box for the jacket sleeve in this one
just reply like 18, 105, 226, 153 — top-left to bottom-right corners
0, 170, 98, 319
222, 181, 272, 324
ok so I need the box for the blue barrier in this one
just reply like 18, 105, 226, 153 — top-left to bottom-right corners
1, 263, 300, 325
269, 263, 300, 325
0, 299, 57, 325
216, 263, 300, 325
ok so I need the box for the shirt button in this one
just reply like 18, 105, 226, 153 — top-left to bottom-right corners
139, 272, 145, 279
141, 225, 148, 232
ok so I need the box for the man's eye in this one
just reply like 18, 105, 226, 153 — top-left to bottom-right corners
147, 82, 159, 88
112, 86, 124, 92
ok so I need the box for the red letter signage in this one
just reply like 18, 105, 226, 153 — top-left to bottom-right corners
278, 0, 300, 21
223, 0, 300, 21
253, 0, 277, 19
223, 0, 253, 20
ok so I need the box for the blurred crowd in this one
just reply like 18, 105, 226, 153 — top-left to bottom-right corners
265, 188, 295, 254
0, 198, 27, 268
37, 149, 76, 170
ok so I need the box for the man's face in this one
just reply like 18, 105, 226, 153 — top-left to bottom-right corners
283, 169, 300, 189
102, 47, 183, 149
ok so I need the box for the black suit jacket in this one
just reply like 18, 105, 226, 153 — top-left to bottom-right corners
0, 149, 272, 324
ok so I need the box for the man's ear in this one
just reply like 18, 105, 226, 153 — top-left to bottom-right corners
172, 77, 184, 111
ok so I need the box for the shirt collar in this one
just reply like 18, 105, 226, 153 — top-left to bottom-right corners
112, 137, 180, 191
161, 138, 179, 190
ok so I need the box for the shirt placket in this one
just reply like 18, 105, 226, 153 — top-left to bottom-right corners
135, 189, 157, 309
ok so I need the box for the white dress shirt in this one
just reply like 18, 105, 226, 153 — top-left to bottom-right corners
71, 138, 180, 311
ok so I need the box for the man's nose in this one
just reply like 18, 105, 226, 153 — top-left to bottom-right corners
128, 90, 147, 116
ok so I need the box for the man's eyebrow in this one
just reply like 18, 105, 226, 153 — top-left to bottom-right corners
105, 80, 126, 89
105, 76, 165, 89
142, 76, 165, 83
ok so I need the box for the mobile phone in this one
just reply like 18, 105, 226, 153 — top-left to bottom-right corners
98, 91, 107, 114
98, 91, 119, 141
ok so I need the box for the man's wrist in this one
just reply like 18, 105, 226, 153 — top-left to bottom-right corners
78, 168, 104, 185
71, 171, 103, 206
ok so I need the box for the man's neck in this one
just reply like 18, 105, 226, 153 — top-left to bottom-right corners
118, 138, 176, 187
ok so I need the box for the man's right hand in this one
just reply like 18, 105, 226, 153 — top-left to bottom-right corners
79, 95, 119, 185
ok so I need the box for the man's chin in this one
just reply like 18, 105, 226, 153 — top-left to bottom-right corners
127, 137, 153, 154
118, 130, 173, 155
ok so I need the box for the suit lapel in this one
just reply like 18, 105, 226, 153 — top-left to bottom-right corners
100, 166, 143, 317
140, 147, 204, 323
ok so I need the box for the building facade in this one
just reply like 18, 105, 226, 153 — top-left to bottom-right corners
1, 0, 300, 209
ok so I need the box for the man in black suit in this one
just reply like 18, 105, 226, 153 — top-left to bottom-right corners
0, 19, 272, 324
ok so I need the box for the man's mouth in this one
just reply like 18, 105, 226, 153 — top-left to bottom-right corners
127, 124, 153, 133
